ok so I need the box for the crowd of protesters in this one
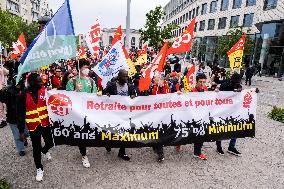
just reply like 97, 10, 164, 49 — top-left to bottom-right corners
0, 47, 259, 181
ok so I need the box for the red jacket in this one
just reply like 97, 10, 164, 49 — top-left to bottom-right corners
151, 81, 171, 95
191, 86, 208, 92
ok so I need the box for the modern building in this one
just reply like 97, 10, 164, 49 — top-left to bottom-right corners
0, 0, 51, 23
162, 0, 284, 76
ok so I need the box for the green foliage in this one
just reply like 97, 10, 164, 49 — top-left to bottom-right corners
0, 178, 11, 189
0, 9, 39, 48
217, 27, 254, 58
139, 6, 179, 50
268, 106, 284, 123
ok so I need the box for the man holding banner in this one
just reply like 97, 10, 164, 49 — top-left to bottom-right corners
215, 73, 243, 156
104, 69, 137, 161
66, 59, 98, 168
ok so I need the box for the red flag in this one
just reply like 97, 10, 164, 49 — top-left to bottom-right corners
185, 65, 196, 86
139, 42, 168, 92
86, 19, 101, 57
138, 44, 148, 56
167, 17, 196, 55
10, 32, 27, 59
111, 25, 122, 46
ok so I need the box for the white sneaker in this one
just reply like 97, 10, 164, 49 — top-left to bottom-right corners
82, 156, 90, 168
36, 168, 44, 182
42, 152, 52, 160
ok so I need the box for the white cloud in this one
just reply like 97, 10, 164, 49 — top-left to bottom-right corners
48, 0, 169, 35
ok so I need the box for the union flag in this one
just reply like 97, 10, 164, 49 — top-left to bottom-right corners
227, 33, 246, 70
10, 32, 27, 59
139, 42, 168, 92
111, 25, 122, 46
136, 44, 148, 65
167, 17, 196, 55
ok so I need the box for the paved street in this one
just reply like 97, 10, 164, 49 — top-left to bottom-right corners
0, 76, 283, 189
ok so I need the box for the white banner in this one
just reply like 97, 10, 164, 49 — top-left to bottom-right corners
46, 90, 257, 147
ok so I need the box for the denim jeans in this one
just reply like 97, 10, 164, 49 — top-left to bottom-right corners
216, 139, 237, 149
9, 124, 29, 153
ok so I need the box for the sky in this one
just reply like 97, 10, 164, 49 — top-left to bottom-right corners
48, 0, 169, 35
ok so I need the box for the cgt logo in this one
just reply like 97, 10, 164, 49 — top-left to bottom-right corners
48, 94, 72, 116
243, 92, 252, 108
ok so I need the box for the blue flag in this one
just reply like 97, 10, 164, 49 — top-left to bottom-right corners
17, 0, 76, 82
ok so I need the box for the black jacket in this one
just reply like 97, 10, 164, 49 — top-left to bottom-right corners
220, 80, 242, 91
104, 81, 137, 96
0, 86, 20, 124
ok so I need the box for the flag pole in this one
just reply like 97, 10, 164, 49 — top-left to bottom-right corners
0, 42, 4, 84
125, 0, 131, 50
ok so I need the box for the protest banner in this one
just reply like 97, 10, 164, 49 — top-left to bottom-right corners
47, 90, 257, 148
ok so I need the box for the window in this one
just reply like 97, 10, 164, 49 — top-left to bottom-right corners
194, 23, 197, 32
199, 20, 205, 31
218, 17, 227, 29
263, 0, 278, 10
246, 0, 256, 6
210, 1, 217, 13
196, 6, 200, 16
243, 13, 254, 27
189, 11, 192, 20
221, 0, 229, 11
208, 19, 215, 30
192, 8, 195, 18
109, 36, 114, 45
6, 0, 20, 13
201, 3, 207, 15
230, 15, 240, 27
233, 0, 242, 9
131, 37, 136, 47
186, 13, 188, 20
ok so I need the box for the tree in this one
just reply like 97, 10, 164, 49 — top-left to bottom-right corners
217, 27, 254, 58
0, 9, 39, 49
139, 6, 179, 50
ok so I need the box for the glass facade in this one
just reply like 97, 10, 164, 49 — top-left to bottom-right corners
255, 22, 284, 76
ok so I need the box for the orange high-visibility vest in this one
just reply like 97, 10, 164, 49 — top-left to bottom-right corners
25, 87, 49, 131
